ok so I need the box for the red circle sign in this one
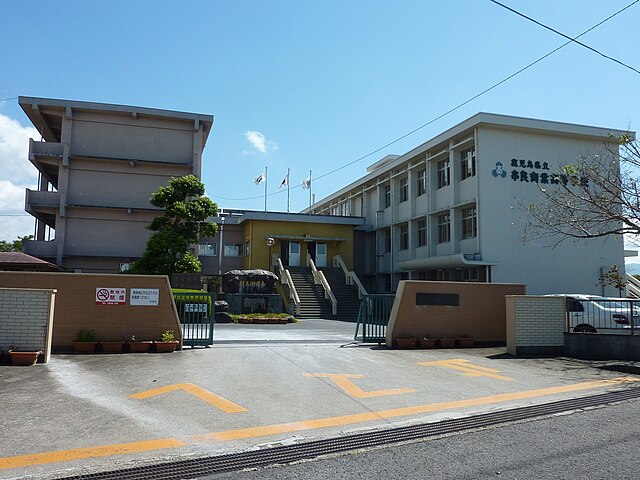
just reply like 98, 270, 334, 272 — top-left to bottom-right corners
96, 289, 110, 301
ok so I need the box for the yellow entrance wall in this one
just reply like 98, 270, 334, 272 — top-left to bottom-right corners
242, 220, 355, 270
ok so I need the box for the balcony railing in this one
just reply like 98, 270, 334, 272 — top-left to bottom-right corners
25, 189, 60, 208
29, 139, 63, 158
22, 240, 57, 257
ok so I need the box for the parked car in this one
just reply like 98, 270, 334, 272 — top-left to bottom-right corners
545, 294, 640, 334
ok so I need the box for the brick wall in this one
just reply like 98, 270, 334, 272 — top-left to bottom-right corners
0, 288, 55, 362
386, 281, 526, 345
506, 296, 566, 355
0, 272, 181, 351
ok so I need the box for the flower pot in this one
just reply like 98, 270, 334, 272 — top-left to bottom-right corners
100, 342, 124, 354
73, 341, 97, 354
154, 341, 179, 353
10, 351, 40, 366
395, 338, 417, 349
128, 341, 152, 353
418, 338, 437, 349
437, 338, 457, 348
457, 337, 475, 348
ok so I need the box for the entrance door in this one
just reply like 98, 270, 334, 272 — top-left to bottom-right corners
307, 242, 316, 264
316, 242, 327, 267
289, 241, 301, 266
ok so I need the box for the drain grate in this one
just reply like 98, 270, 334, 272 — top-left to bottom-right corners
58, 387, 640, 480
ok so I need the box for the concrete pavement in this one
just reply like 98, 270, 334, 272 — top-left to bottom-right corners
1, 319, 639, 479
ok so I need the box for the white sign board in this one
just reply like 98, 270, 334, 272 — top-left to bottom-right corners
130, 288, 160, 306
96, 288, 127, 305
185, 303, 208, 313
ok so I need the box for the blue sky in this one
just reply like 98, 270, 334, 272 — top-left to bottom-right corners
1, 1, 640, 258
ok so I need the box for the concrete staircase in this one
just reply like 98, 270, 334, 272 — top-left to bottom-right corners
287, 267, 334, 319
287, 266, 362, 321
319, 267, 362, 322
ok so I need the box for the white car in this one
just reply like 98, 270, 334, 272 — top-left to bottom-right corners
546, 294, 640, 334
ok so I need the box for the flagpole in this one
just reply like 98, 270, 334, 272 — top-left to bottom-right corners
287, 168, 290, 213
264, 166, 268, 212
308, 169, 312, 210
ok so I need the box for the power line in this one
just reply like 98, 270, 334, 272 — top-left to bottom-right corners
211, 0, 638, 203
0, 96, 18, 102
489, 0, 640, 76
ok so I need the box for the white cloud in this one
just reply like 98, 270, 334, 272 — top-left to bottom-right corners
0, 114, 39, 240
244, 130, 279, 154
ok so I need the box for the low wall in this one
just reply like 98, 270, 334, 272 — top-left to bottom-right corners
386, 281, 525, 346
564, 333, 640, 361
0, 272, 181, 351
506, 296, 565, 356
0, 288, 55, 363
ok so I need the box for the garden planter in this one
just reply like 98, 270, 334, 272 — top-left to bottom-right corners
100, 342, 124, 354
73, 342, 97, 354
10, 351, 40, 366
457, 337, 475, 348
154, 341, 179, 353
395, 338, 417, 349
418, 338, 437, 349
128, 341, 152, 353
437, 338, 457, 348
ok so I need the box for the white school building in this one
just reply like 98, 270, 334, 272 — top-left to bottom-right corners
307, 113, 632, 295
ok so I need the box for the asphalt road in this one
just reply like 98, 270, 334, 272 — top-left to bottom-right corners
211, 398, 640, 480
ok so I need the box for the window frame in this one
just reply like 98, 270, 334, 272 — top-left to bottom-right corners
383, 184, 391, 208
399, 224, 409, 250
460, 146, 476, 180
417, 219, 427, 247
416, 168, 426, 196
399, 177, 408, 203
437, 213, 451, 243
437, 157, 450, 189
461, 205, 477, 239
223, 242, 244, 257
198, 242, 217, 257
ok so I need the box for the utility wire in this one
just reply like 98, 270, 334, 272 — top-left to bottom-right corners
0, 96, 18, 102
212, 0, 637, 203
490, 0, 640, 76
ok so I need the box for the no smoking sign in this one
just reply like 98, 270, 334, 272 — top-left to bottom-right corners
95, 287, 127, 305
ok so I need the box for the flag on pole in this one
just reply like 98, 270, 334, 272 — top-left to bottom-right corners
301, 176, 311, 190
253, 172, 265, 185
279, 173, 289, 188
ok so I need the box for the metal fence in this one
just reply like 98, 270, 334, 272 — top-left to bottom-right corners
565, 297, 640, 335
354, 294, 396, 344
173, 292, 216, 347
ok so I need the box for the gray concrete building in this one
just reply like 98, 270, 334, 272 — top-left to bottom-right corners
20, 96, 214, 273
307, 113, 633, 295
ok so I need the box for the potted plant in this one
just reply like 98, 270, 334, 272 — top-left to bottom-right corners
73, 330, 98, 354
8, 346, 40, 366
437, 337, 457, 348
127, 335, 151, 353
418, 335, 437, 349
154, 330, 179, 353
100, 338, 124, 354
395, 335, 417, 349
457, 335, 475, 348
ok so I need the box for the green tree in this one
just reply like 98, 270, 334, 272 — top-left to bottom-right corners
0, 235, 34, 252
131, 175, 218, 275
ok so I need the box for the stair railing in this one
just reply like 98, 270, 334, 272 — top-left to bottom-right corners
307, 256, 337, 316
626, 273, 640, 299
277, 257, 300, 315
333, 255, 368, 299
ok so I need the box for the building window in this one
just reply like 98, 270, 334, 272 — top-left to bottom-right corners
399, 177, 408, 203
417, 169, 426, 196
244, 240, 251, 256
224, 243, 243, 257
461, 146, 476, 180
417, 219, 427, 247
384, 228, 391, 253
339, 201, 349, 216
383, 185, 391, 208
399, 224, 408, 250
198, 242, 217, 256
330, 205, 338, 215
437, 213, 450, 243
461, 205, 477, 239
437, 157, 450, 189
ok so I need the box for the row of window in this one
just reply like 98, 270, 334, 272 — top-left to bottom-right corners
198, 241, 249, 257
380, 205, 477, 251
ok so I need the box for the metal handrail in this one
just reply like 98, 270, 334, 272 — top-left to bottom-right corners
333, 254, 368, 299
308, 256, 337, 315
625, 274, 640, 299
277, 257, 300, 315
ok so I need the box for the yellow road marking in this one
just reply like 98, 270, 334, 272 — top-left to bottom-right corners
129, 383, 247, 413
418, 359, 513, 381
2, 376, 637, 470
192, 376, 638, 441
303, 373, 417, 398
0, 439, 185, 470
